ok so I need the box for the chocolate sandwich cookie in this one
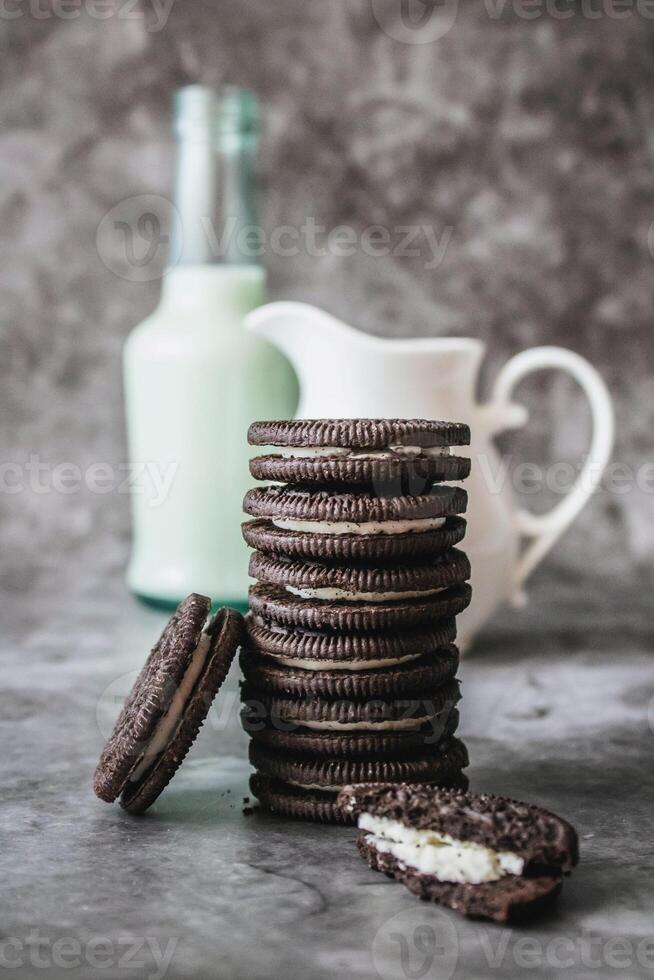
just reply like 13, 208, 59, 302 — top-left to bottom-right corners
249, 738, 469, 793
250, 770, 470, 824
244, 616, 458, 670
239, 649, 460, 699
248, 418, 471, 449
248, 582, 472, 632
241, 677, 460, 733
94, 595, 243, 814
243, 485, 467, 528
242, 516, 467, 563
249, 549, 470, 604
249, 774, 354, 824
248, 417, 470, 488
246, 708, 460, 758
249, 452, 471, 488
338, 784, 579, 922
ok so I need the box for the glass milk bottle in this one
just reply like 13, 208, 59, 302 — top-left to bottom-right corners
124, 86, 297, 609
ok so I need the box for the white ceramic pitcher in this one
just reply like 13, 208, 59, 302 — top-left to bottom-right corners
245, 302, 614, 648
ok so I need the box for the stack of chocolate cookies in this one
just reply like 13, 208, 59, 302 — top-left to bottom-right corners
240, 419, 472, 823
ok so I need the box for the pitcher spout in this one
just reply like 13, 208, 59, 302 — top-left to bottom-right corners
245, 302, 371, 417
245, 301, 362, 363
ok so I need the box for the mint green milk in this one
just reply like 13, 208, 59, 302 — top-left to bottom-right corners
124, 87, 297, 609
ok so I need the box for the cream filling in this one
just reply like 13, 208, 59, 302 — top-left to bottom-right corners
287, 780, 343, 792
283, 716, 432, 732
269, 653, 423, 671
286, 585, 445, 602
129, 631, 211, 783
274, 444, 453, 460
272, 516, 446, 536
359, 815, 524, 885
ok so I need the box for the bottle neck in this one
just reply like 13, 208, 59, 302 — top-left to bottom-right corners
170, 88, 261, 268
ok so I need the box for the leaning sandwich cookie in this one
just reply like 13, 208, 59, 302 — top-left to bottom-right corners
94, 594, 243, 814
338, 784, 579, 922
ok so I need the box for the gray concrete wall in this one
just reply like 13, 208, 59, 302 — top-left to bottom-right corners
1, 1, 652, 616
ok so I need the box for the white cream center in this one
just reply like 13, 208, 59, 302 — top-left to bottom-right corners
287, 780, 344, 792
274, 444, 453, 460
272, 517, 446, 536
130, 632, 211, 783
286, 585, 445, 602
269, 653, 423, 671
359, 815, 524, 885
283, 715, 432, 732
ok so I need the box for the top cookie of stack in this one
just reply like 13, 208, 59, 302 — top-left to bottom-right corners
241, 419, 472, 823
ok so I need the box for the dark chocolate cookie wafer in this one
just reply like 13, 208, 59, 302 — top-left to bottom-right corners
250, 452, 471, 487
248, 582, 472, 632
244, 616, 457, 667
249, 771, 470, 825
249, 549, 470, 600
244, 485, 468, 524
242, 516, 467, 563
94, 596, 244, 814
357, 839, 563, 922
247, 708, 460, 758
249, 738, 469, 790
248, 419, 471, 449
240, 648, 460, 699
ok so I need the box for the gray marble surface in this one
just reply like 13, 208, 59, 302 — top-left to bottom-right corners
3, 565, 654, 980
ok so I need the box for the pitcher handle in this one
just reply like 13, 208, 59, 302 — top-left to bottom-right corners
490, 346, 614, 603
